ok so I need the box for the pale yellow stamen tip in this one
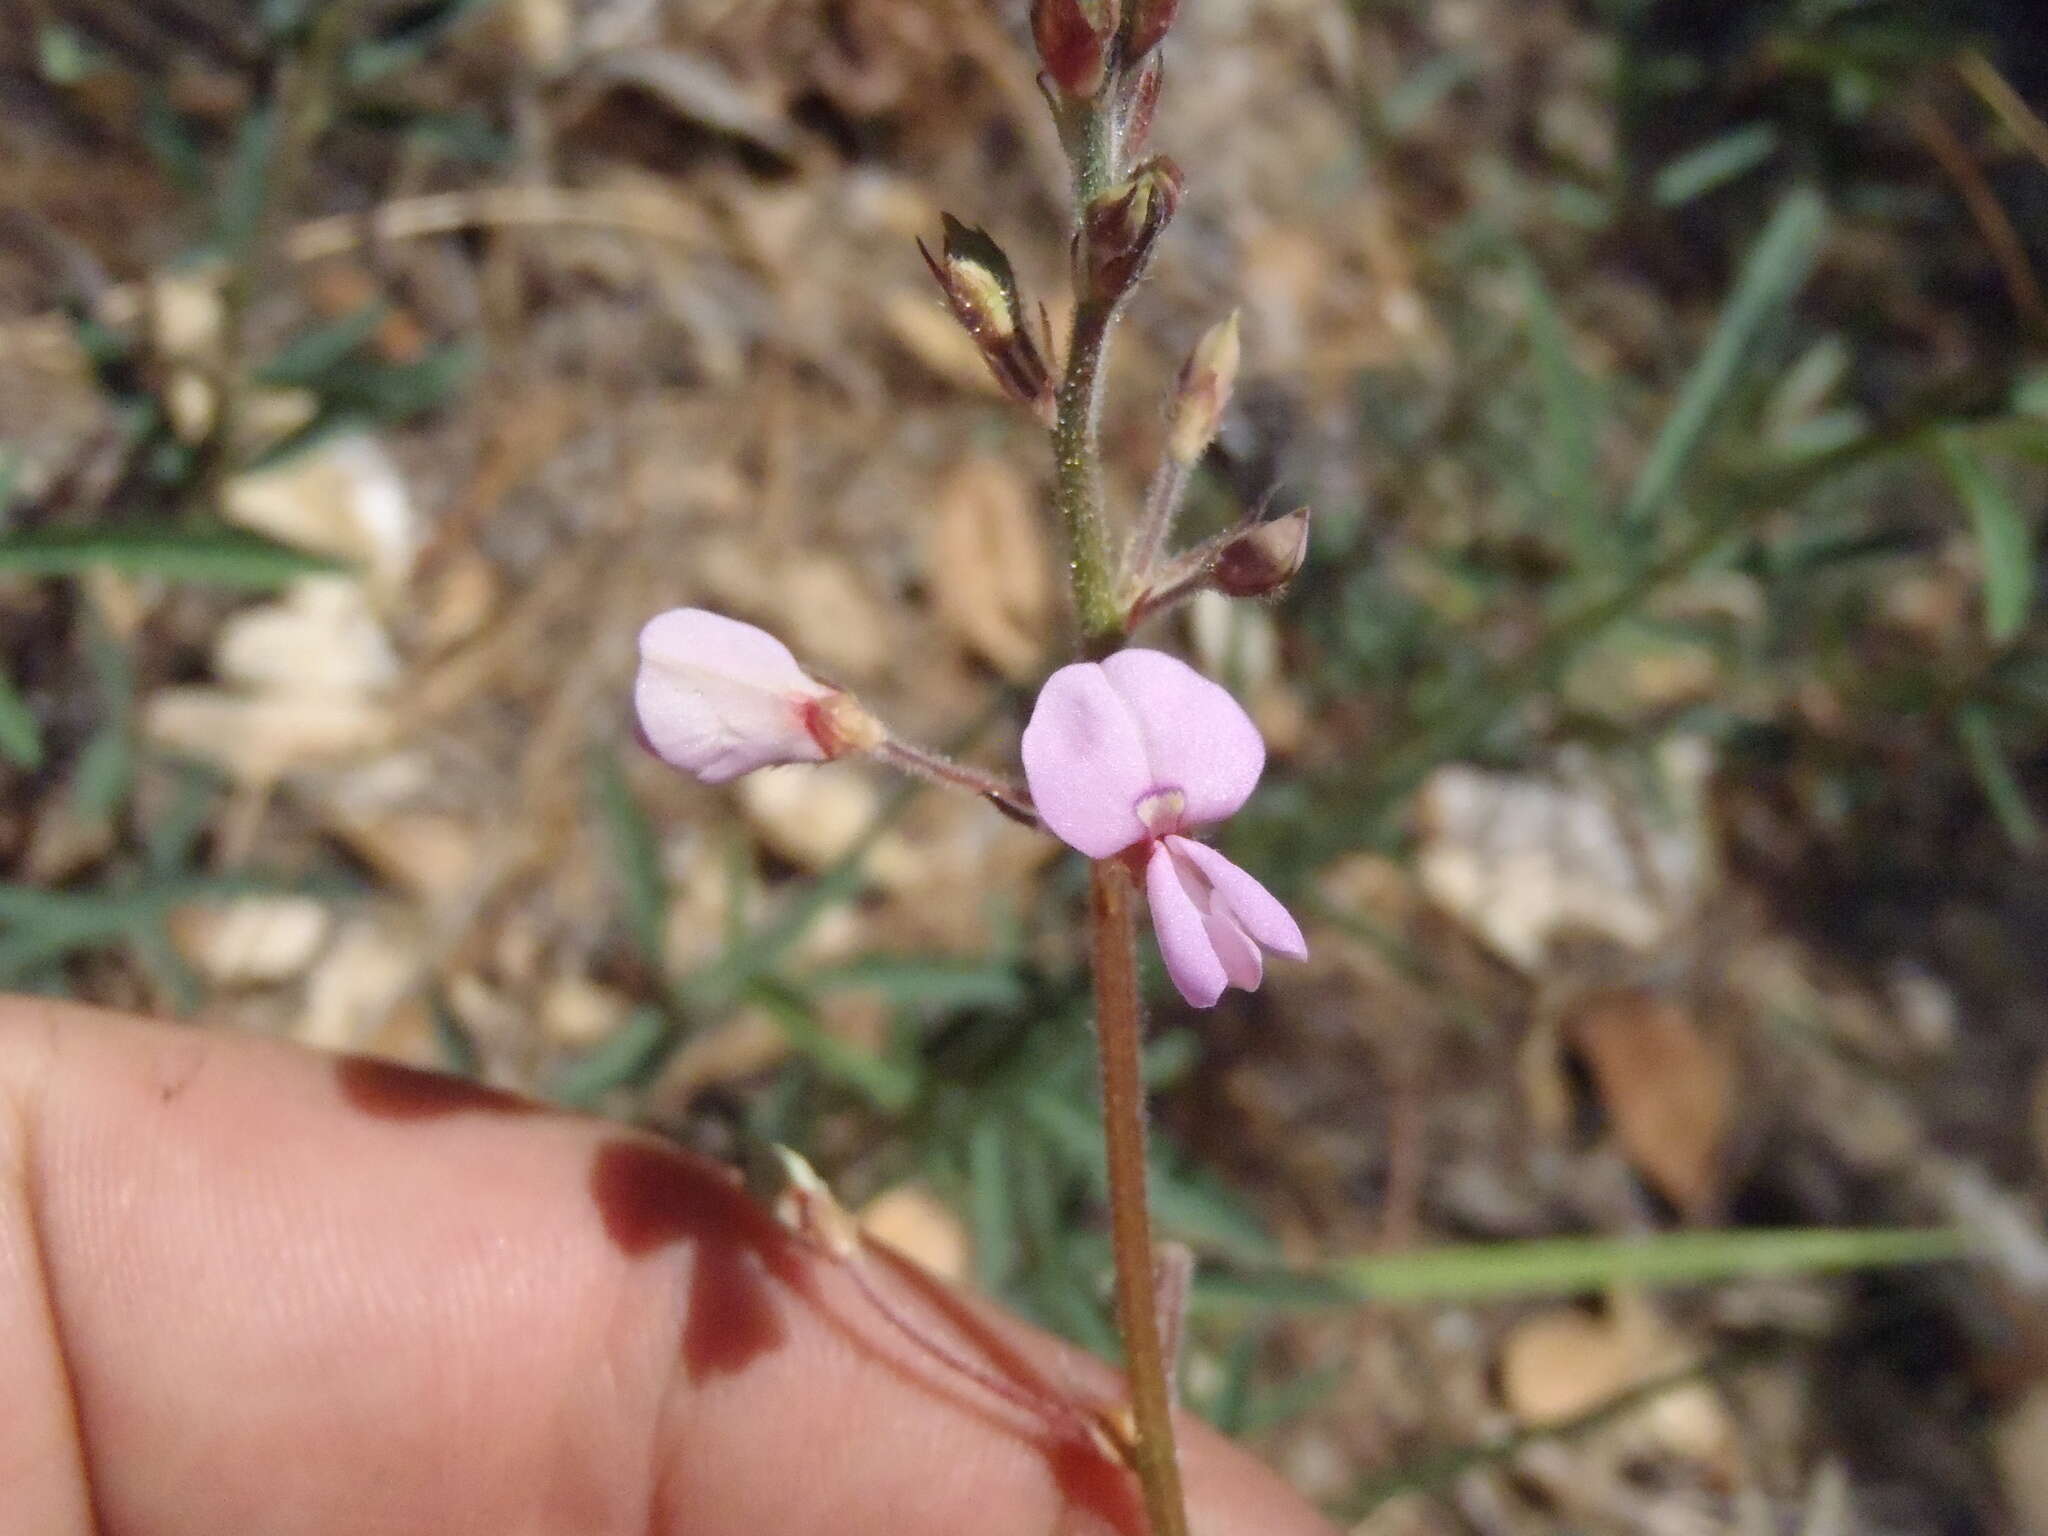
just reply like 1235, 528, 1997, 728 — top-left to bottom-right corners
1135, 788, 1186, 836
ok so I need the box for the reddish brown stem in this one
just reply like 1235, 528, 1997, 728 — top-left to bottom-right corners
1088, 859, 1190, 1536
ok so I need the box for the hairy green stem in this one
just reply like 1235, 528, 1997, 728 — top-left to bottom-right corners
1055, 301, 1122, 648
1069, 90, 1118, 206
1052, 89, 1127, 649
1088, 859, 1190, 1536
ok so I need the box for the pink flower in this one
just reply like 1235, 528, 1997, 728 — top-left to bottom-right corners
1021, 649, 1306, 1007
634, 608, 881, 784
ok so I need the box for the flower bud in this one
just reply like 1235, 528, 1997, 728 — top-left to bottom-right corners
1120, 51, 1163, 158
1078, 156, 1182, 307
1032, 0, 1118, 98
1212, 507, 1310, 598
918, 215, 1052, 409
1166, 310, 1240, 466
1123, 0, 1179, 62
634, 608, 884, 784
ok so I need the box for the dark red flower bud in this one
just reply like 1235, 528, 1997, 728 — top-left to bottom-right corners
1077, 156, 1183, 307
1123, 0, 1179, 63
918, 215, 1053, 409
1120, 51, 1163, 158
1032, 0, 1118, 99
1212, 508, 1311, 598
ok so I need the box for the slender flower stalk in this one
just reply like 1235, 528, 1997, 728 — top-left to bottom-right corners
872, 738, 1037, 827
1089, 858, 1190, 1536
1123, 455, 1192, 598
1125, 506, 1313, 629
1040, 33, 1199, 1536
1124, 311, 1241, 592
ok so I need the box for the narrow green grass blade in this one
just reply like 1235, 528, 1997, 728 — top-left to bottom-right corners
1939, 433, 2034, 644
1958, 703, 2041, 849
1518, 254, 1602, 562
745, 978, 919, 1111
1381, 52, 1479, 134
0, 884, 118, 925
0, 924, 110, 983
551, 1005, 676, 1109
685, 778, 923, 1006
1341, 1226, 1966, 1301
1198, 1226, 1966, 1311
128, 918, 203, 1014
587, 747, 667, 969
966, 1118, 1020, 1291
1652, 122, 1780, 207
75, 600, 135, 817
255, 303, 390, 388
1623, 189, 1829, 525
0, 671, 40, 768
0, 526, 336, 586
0, 445, 22, 515
806, 954, 1025, 1012
213, 103, 279, 258
429, 991, 483, 1079
346, 0, 499, 83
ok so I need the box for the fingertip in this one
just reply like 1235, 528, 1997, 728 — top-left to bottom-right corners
1, 1000, 1339, 1536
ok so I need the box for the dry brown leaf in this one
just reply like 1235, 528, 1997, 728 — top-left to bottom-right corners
541, 973, 633, 1047
223, 433, 419, 598
778, 554, 897, 679
1568, 988, 1732, 1219
926, 458, 1052, 681
737, 769, 919, 891
1499, 1296, 1731, 1468
326, 809, 482, 907
214, 577, 400, 696
169, 896, 333, 987
883, 290, 1007, 397
145, 688, 395, 784
415, 549, 502, 654
299, 917, 421, 1054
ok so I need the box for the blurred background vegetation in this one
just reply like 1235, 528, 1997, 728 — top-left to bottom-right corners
2, 0, 2046, 1529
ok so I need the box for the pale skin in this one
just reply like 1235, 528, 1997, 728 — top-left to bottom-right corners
0, 999, 1339, 1536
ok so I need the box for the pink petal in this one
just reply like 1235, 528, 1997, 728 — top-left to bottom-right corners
1146, 842, 1226, 1007
1203, 910, 1265, 991
634, 608, 829, 784
1165, 837, 1307, 960
1020, 662, 1155, 858
640, 608, 819, 693
1098, 649, 1265, 827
